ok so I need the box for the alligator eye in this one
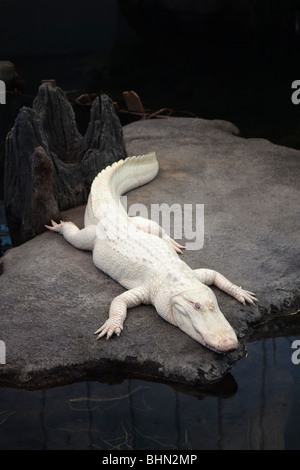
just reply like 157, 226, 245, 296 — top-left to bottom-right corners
187, 300, 202, 310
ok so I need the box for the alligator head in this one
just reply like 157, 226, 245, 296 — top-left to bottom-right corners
171, 285, 238, 353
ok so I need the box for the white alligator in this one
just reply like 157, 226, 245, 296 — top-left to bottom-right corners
46, 152, 257, 353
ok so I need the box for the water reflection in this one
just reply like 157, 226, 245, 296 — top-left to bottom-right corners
0, 312, 300, 450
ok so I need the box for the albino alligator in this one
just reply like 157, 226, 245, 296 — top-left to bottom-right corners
46, 152, 257, 353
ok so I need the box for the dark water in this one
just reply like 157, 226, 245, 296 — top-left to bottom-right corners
1, 0, 300, 451
1, 317, 300, 450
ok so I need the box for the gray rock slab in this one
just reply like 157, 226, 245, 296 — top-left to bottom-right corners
0, 117, 299, 389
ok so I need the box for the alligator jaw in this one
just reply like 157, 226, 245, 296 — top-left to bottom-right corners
193, 325, 238, 354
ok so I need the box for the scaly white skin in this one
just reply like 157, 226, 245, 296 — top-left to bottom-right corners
46, 152, 258, 353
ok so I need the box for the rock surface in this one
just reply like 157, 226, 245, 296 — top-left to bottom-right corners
0, 117, 299, 389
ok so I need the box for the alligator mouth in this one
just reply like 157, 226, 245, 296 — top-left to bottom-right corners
205, 343, 238, 354
193, 325, 238, 354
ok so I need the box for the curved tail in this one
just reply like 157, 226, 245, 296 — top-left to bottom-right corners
84, 152, 159, 226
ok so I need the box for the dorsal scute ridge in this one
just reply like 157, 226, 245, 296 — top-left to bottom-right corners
85, 152, 158, 226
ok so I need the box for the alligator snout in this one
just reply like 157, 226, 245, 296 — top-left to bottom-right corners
216, 335, 238, 352
194, 326, 238, 353
209, 331, 238, 353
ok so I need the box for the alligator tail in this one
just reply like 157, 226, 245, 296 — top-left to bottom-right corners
84, 152, 159, 226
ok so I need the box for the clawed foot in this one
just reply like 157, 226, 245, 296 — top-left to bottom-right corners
94, 318, 123, 340
235, 287, 258, 305
45, 219, 65, 233
164, 235, 185, 254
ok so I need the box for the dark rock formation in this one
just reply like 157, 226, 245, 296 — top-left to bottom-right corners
4, 82, 127, 245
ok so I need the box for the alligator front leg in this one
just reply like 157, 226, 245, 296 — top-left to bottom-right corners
94, 285, 149, 339
45, 220, 96, 251
130, 216, 185, 254
194, 268, 258, 305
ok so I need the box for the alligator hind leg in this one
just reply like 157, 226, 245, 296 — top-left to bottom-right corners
94, 285, 149, 339
45, 220, 97, 251
130, 216, 185, 254
194, 268, 258, 305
